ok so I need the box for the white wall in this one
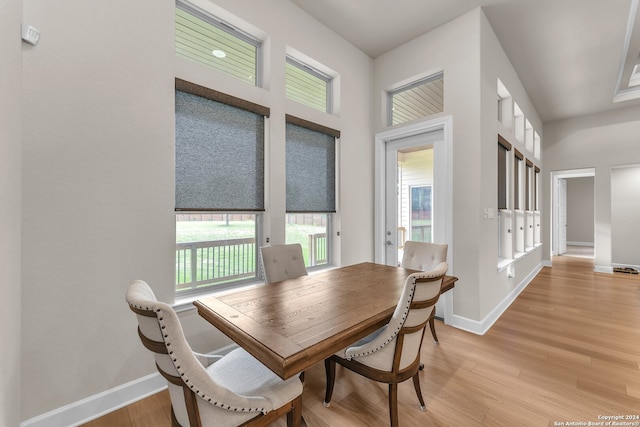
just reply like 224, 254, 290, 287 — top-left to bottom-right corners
542, 105, 640, 271
566, 176, 594, 245
1, 0, 23, 425
611, 165, 640, 266
479, 10, 543, 323
21, 0, 372, 421
374, 8, 483, 321
374, 8, 543, 327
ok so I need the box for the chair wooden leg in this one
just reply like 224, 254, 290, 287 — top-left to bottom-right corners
412, 372, 426, 411
388, 383, 399, 427
429, 316, 439, 343
323, 358, 336, 407
287, 395, 303, 427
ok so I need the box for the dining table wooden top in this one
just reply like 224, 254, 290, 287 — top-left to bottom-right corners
194, 262, 457, 380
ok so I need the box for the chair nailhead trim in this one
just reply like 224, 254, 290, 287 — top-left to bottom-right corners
348, 278, 417, 359
155, 309, 266, 413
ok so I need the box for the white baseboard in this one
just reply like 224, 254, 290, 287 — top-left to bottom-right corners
594, 265, 614, 274
566, 241, 594, 247
20, 373, 167, 427
20, 344, 238, 427
448, 263, 543, 335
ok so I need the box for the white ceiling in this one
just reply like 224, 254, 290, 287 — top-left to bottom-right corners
289, 0, 640, 122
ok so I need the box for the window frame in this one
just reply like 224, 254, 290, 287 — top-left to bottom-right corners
175, 212, 264, 297
387, 71, 444, 126
285, 56, 333, 113
175, 0, 263, 87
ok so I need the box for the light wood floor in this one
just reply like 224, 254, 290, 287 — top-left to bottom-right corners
84, 256, 640, 426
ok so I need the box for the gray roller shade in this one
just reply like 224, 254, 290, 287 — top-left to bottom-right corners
175, 90, 265, 211
286, 122, 336, 213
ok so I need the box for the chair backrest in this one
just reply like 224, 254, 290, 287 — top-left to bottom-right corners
260, 243, 308, 283
401, 241, 448, 272
344, 262, 448, 372
126, 281, 271, 427
126, 280, 195, 426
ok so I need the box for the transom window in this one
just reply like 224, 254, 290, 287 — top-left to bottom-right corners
285, 56, 332, 113
175, 1, 261, 86
388, 72, 444, 126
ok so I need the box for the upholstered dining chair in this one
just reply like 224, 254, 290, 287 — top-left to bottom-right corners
126, 280, 303, 427
323, 263, 448, 427
260, 243, 308, 284
400, 241, 448, 343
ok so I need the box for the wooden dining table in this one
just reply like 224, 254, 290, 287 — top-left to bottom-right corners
194, 262, 457, 380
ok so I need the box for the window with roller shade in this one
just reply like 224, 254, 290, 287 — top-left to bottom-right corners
285, 116, 339, 268
498, 135, 511, 210
526, 159, 533, 211
514, 149, 524, 210
174, 79, 267, 295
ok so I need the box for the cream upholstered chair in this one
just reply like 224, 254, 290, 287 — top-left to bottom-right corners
126, 280, 303, 427
260, 243, 308, 284
401, 241, 448, 343
323, 263, 447, 427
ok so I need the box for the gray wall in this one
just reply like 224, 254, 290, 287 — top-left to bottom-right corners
566, 176, 594, 245
0, 0, 22, 426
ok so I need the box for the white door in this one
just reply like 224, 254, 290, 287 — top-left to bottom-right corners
558, 178, 567, 254
384, 130, 446, 318
384, 131, 441, 265
375, 117, 453, 323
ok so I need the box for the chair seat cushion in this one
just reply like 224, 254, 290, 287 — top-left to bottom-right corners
209, 348, 303, 411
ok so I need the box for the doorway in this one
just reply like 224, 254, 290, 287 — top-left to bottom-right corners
552, 168, 595, 259
385, 134, 438, 265
375, 116, 453, 320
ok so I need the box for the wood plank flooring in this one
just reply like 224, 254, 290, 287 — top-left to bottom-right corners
84, 256, 640, 426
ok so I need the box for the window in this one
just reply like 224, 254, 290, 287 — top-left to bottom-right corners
497, 79, 513, 129
388, 72, 444, 126
285, 56, 332, 113
175, 1, 261, 86
285, 213, 331, 268
174, 79, 268, 295
525, 160, 533, 211
514, 149, 523, 210
285, 116, 339, 268
534, 166, 540, 211
525, 119, 534, 153
410, 186, 432, 242
514, 103, 524, 143
498, 135, 512, 210
534, 131, 541, 160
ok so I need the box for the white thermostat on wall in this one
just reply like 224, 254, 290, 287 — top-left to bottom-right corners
21, 24, 40, 46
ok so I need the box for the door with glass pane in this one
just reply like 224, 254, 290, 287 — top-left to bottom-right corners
384, 131, 441, 266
